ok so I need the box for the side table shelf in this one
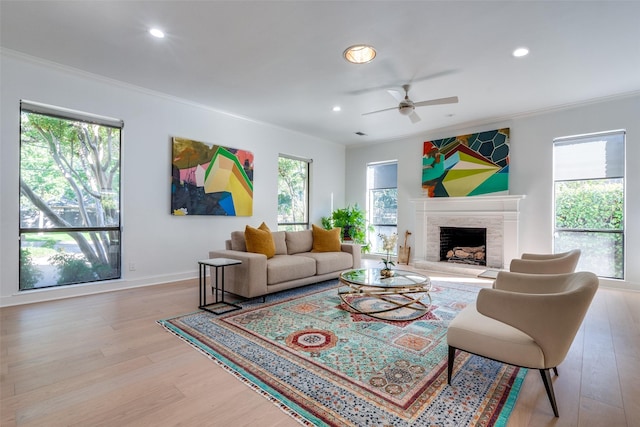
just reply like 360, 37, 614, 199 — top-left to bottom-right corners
198, 258, 242, 315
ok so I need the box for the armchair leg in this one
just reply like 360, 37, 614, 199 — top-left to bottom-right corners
539, 369, 559, 417
447, 346, 456, 384
553, 367, 558, 376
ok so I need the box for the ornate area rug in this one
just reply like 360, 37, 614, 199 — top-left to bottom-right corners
158, 279, 525, 426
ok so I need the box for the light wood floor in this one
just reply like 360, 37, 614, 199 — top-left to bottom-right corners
1, 262, 638, 426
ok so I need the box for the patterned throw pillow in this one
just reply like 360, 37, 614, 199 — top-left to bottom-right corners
311, 224, 341, 252
245, 222, 276, 258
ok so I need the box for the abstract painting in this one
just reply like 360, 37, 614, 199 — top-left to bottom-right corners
422, 128, 509, 197
171, 137, 253, 216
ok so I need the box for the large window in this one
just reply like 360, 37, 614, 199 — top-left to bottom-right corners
553, 130, 625, 279
277, 155, 310, 231
367, 161, 398, 254
19, 101, 123, 290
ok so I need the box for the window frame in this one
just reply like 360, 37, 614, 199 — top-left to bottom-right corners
366, 160, 398, 255
552, 130, 625, 279
18, 100, 123, 290
277, 154, 311, 231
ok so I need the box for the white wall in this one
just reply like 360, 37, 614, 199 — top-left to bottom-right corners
346, 94, 640, 290
0, 51, 345, 306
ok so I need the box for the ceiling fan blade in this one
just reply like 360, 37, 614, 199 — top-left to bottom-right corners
362, 106, 400, 116
409, 111, 421, 123
387, 89, 404, 102
346, 69, 458, 96
413, 96, 459, 107
409, 69, 459, 84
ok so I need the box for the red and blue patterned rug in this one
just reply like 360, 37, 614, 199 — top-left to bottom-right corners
158, 279, 525, 426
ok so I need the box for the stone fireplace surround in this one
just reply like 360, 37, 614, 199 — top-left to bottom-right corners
410, 195, 525, 270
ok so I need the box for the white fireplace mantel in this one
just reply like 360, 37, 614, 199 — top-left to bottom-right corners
410, 195, 525, 269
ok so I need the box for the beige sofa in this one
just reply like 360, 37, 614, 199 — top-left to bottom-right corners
209, 229, 361, 298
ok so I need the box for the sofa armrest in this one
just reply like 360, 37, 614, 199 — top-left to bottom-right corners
494, 271, 575, 294
340, 243, 361, 268
208, 249, 268, 298
510, 257, 577, 274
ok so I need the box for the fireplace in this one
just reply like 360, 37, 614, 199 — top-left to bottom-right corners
411, 195, 525, 269
439, 227, 487, 266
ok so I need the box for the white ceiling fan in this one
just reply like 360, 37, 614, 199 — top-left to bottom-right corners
362, 84, 458, 123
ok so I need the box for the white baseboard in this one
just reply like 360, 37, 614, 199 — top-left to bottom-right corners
0, 271, 197, 307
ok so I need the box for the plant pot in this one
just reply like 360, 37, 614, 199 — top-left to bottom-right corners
342, 225, 353, 241
380, 268, 394, 278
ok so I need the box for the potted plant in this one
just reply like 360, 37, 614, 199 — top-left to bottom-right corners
321, 204, 373, 252
378, 232, 398, 277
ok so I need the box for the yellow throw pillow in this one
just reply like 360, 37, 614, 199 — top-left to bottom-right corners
245, 222, 276, 258
311, 224, 342, 252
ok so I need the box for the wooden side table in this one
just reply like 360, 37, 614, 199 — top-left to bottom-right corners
198, 258, 242, 315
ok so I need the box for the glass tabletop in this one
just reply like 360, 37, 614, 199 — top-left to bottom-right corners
339, 268, 430, 289
198, 258, 242, 267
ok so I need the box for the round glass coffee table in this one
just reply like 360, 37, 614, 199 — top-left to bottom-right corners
338, 268, 432, 321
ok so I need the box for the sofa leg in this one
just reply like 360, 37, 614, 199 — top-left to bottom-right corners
539, 369, 559, 417
447, 346, 456, 385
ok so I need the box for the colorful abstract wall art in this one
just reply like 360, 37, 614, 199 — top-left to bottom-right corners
171, 137, 253, 216
422, 128, 509, 197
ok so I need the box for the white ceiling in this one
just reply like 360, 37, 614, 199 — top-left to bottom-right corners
2, 1, 639, 146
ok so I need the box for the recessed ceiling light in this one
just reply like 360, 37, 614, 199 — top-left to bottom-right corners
149, 28, 165, 39
343, 45, 376, 64
332, 106, 341, 112
513, 47, 529, 58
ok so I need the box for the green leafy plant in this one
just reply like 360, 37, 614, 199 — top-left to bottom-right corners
19, 248, 43, 290
321, 204, 373, 252
555, 180, 623, 230
555, 179, 624, 278
49, 251, 112, 285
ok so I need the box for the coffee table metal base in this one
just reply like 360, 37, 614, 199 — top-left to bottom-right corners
338, 286, 432, 321
338, 269, 432, 321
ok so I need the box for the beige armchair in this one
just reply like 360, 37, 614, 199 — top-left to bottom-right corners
447, 271, 599, 417
509, 249, 581, 274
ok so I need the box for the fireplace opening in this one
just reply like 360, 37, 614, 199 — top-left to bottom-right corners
440, 227, 487, 266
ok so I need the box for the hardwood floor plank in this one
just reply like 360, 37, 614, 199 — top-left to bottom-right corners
21, 384, 186, 427
1, 356, 151, 426
616, 353, 640, 425
607, 290, 640, 359
580, 291, 624, 409
11, 351, 204, 425
578, 397, 628, 427
66, 385, 187, 427
1, 267, 638, 426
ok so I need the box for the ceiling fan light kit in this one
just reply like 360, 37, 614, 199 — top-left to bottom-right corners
363, 84, 458, 123
398, 101, 415, 115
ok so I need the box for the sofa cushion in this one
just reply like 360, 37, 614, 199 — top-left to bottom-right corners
295, 252, 354, 275
311, 224, 341, 252
272, 231, 287, 255
231, 229, 286, 255
230, 231, 246, 251
245, 223, 276, 258
266, 255, 316, 285
285, 229, 313, 254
